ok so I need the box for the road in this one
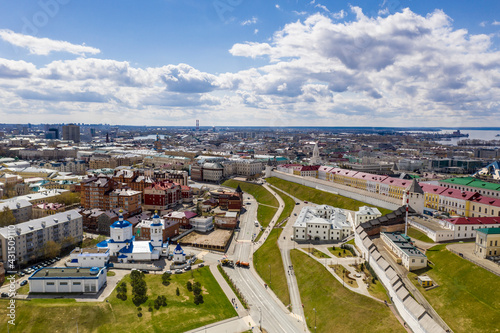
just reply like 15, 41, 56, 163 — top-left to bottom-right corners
225, 192, 305, 333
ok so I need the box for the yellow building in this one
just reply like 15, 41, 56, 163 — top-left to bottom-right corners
475, 228, 500, 259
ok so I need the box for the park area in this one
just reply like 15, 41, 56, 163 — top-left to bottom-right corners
408, 244, 500, 333
0, 267, 236, 333
291, 250, 404, 333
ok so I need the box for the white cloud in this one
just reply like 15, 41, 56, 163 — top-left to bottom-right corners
293, 11, 308, 16
332, 9, 346, 19
241, 17, 258, 26
254, 29, 259, 34
493, 21, 500, 26
2, 8, 500, 126
0, 29, 100, 56
275, 4, 280, 9
315, 4, 330, 13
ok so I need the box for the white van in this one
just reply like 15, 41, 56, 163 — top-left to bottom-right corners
254, 221, 259, 227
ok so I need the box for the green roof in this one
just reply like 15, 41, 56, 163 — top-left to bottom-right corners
440, 177, 500, 191
477, 228, 500, 235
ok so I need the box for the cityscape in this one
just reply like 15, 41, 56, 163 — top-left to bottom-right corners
1, 1, 500, 333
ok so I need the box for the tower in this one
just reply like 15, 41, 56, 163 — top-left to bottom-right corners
405, 179, 425, 214
196, 120, 199, 131
150, 211, 163, 248
310, 142, 321, 165
265, 158, 273, 178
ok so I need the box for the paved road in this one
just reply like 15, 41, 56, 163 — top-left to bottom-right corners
225, 192, 305, 333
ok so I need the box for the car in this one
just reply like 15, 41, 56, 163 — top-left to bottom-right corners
175, 269, 182, 274
247, 197, 250, 199
304, 201, 308, 204
198, 263, 205, 268
295, 202, 300, 205
20, 280, 27, 286
1, 293, 8, 298
184, 266, 191, 271
140, 269, 149, 274
18, 272, 25, 277
294, 213, 297, 216
165, 270, 173, 275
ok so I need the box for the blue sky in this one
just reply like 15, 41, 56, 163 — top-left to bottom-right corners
0, 0, 500, 127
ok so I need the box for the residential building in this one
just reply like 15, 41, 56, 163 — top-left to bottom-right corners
0, 199, 32, 223
134, 216, 180, 241
0, 210, 83, 265
28, 267, 106, 293
143, 181, 182, 211
163, 211, 197, 228
62, 124, 80, 143
474, 228, 500, 258
31, 202, 67, 219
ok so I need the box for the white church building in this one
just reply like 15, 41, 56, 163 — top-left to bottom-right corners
96, 211, 168, 263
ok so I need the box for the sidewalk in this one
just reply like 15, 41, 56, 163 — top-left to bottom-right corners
209, 264, 248, 318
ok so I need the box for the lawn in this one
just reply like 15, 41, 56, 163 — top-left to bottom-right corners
266, 177, 392, 215
223, 179, 278, 227
0, 267, 236, 333
407, 244, 500, 333
273, 188, 295, 224
303, 247, 331, 259
407, 227, 433, 243
291, 250, 404, 333
253, 228, 289, 307
328, 246, 355, 258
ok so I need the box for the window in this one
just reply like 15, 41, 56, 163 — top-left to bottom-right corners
73, 282, 81, 285
60, 282, 68, 285
46, 282, 54, 285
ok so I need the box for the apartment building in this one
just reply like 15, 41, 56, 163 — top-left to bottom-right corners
474, 228, 500, 258
0, 210, 83, 265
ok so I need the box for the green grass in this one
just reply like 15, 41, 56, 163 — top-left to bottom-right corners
304, 247, 331, 258
328, 247, 354, 258
0, 267, 236, 333
407, 244, 500, 333
291, 250, 404, 333
407, 227, 433, 243
107, 271, 116, 277
253, 228, 290, 307
367, 280, 390, 303
223, 179, 278, 227
266, 177, 392, 215
273, 188, 295, 224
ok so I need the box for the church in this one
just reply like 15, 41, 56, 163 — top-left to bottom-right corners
96, 210, 169, 263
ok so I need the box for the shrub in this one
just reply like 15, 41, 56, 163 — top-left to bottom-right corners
194, 293, 204, 305
186, 281, 192, 292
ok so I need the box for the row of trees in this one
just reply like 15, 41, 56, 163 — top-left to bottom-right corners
187, 280, 204, 305
131, 270, 148, 306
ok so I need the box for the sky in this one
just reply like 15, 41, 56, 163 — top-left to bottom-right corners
1, 0, 500, 128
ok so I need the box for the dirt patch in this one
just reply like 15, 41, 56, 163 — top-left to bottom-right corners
180, 229, 233, 249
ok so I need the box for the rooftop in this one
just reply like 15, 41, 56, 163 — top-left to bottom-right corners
30, 267, 105, 279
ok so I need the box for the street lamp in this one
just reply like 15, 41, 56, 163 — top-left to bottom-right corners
269, 264, 271, 285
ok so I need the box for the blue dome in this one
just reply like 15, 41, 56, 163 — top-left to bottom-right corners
111, 219, 132, 228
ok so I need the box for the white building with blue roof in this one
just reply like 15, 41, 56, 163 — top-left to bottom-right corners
96, 211, 167, 263
172, 243, 187, 264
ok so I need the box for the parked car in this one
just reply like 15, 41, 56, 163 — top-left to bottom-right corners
165, 270, 173, 275
184, 266, 191, 271
140, 269, 149, 274
294, 213, 297, 216
20, 280, 27, 286
198, 263, 205, 268
18, 272, 25, 277
295, 202, 300, 205
175, 269, 182, 274
1, 293, 8, 298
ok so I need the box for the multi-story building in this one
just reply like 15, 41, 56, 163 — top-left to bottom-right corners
190, 216, 214, 233
0, 210, 83, 265
143, 181, 182, 211
134, 216, 180, 241
234, 159, 263, 176
31, 202, 67, 219
474, 228, 500, 258
163, 211, 197, 228
293, 205, 352, 241
62, 124, 80, 143
352, 206, 382, 227
0, 199, 32, 223
439, 177, 500, 199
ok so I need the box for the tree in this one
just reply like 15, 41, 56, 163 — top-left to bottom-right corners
62, 236, 76, 249
194, 294, 204, 305
47, 191, 81, 206
186, 281, 192, 292
176, 287, 180, 296
0, 207, 16, 227
42, 240, 61, 259
162, 272, 171, 286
